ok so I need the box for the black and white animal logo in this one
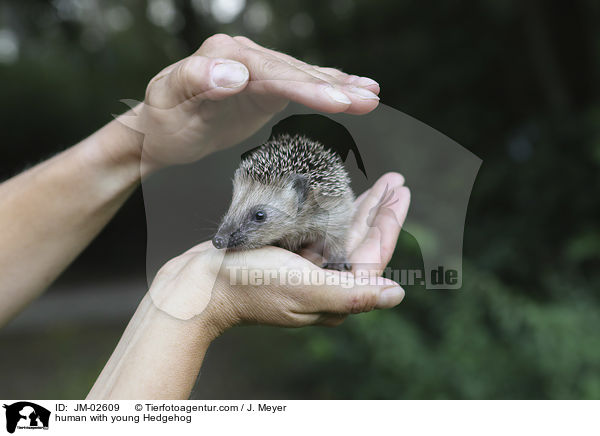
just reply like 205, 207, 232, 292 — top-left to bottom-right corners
3, 402, 50, 434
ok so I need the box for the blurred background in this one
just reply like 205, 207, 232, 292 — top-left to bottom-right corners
1, 0, 599, 399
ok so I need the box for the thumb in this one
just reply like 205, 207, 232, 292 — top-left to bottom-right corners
312, 273, 405, 314
145, 56, 249, 108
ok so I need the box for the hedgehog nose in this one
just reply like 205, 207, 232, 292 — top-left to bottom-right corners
212, 235, 226, 249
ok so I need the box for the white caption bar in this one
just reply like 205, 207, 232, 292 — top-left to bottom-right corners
0, 400, 597, 436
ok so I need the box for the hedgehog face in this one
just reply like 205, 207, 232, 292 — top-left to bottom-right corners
212, 176, 305, 250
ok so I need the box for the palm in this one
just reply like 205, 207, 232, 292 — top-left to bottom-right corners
195, 90, 288, 153
299, 173, 410, 276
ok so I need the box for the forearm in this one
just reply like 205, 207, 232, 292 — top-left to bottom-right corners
87, 293, 214, 400
0, 114, 143, 325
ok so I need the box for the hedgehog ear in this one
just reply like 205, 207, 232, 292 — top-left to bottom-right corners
290, 173, 309, 207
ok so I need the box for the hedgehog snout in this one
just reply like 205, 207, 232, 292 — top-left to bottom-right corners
212, 229, 247, 249
212, 234, 227, 249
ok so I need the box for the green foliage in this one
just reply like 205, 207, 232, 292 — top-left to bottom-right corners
278, 263, 600, 399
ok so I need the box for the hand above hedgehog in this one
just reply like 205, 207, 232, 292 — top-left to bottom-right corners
116, 34, 380, 175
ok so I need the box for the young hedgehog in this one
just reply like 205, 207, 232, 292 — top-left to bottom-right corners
212, 134, 355, 271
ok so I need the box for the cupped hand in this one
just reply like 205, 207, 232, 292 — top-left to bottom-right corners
119, 34, 381, 172
300, 172, 410, 276
148, 173, 409, 336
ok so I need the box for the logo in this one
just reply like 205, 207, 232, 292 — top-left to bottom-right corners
2, 402, 50, 434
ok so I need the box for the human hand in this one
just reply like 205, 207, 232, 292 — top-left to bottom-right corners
300, 172, 410, 277
148, 172, 409, 336
119, 34, 380, 173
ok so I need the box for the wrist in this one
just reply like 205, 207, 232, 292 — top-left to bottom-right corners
89, 292, 216, 399
77, 109, 145, 195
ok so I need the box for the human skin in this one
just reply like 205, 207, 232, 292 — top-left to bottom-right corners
0, 34, 408, 399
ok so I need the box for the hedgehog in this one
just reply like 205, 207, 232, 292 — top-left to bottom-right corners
212, 134, 355, 271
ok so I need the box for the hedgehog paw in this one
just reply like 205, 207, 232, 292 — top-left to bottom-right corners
322, 262, 352, 272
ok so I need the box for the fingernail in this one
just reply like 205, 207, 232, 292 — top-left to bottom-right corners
353, 76, 379, 87
347, 86, 379, 100
324, 86, 352, 104
376, 286, 405, 308
212, 61, 249, 88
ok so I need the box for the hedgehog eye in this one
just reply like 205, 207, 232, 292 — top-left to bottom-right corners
253, 210, 266, 222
